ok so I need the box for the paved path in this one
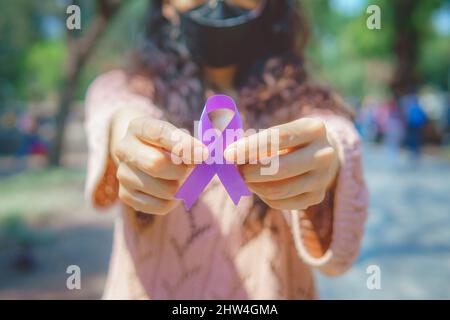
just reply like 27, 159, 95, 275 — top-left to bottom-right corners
316, 144, 450, 299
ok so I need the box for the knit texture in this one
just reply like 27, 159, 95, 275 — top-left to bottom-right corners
84, 70, 368, 299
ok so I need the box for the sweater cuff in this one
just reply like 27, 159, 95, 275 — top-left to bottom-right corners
287, 116, 369, 275
84, 70, 162, 210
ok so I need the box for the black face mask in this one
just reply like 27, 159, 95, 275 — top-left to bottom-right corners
179, 0, 271, 68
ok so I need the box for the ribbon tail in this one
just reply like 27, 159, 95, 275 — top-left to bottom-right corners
175, 164, 216, 210
217, 164, 252, 205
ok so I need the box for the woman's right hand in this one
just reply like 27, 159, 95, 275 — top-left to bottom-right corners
112, 115, 208, 215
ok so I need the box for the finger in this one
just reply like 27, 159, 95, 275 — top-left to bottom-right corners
117, 163, 180, 200
247, 170, 327, 200
223, 128, 279, 164
224, 118, 325, 163
116, 137, 189, 180
261, 191, 326, 211
239, 142, 330, 182
118, 185, 177, 215
129, 117, 208, 164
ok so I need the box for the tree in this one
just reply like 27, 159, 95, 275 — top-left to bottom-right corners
0, 0, 42, 104
390, 0, 418, 96
302, 0, 447, 98
49, 0, 124, 166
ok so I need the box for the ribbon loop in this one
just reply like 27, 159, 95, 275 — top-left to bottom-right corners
176, 95, 252, 210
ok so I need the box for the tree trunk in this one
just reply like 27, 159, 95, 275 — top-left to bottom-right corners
49, 0, 123, 166
391, 0, 420, 97
50, 75, 78, 166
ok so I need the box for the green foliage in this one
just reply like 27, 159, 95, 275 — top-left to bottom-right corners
0, 0, 41, 101
0, 168, 85, 218
0, 0, 448, 106
75, 0, 149, 100
303, 0, 448, 99
418, 34, 450, 86
21, 40, 66, 101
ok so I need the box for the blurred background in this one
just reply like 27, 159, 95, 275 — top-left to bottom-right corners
0, 0, 449, 299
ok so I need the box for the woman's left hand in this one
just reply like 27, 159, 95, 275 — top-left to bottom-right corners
224, 118, 340, 211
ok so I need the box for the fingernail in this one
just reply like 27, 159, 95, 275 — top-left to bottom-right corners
193, 147, 202, 164
224, 146, 236, 162
193, 146, 209, 164
202, 147, 209, 161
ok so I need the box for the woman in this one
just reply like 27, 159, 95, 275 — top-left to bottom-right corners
85, 0, 368, 299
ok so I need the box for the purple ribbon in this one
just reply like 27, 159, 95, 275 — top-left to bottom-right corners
175, 94, 252, 210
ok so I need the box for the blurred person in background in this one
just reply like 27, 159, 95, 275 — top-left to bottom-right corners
419, 88, 449, 144
84, 0, 368, 299
16, 113, 48, 158
383, 99, 405, 166
357, 96, 379, 142
401, 93, 428, 161
446, 95, 450, 144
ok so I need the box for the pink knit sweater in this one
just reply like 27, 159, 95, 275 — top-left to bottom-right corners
84, 70, 368, 299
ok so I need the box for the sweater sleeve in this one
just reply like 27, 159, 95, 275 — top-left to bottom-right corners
84, 70, 163, 210
286, 114, 369, 276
